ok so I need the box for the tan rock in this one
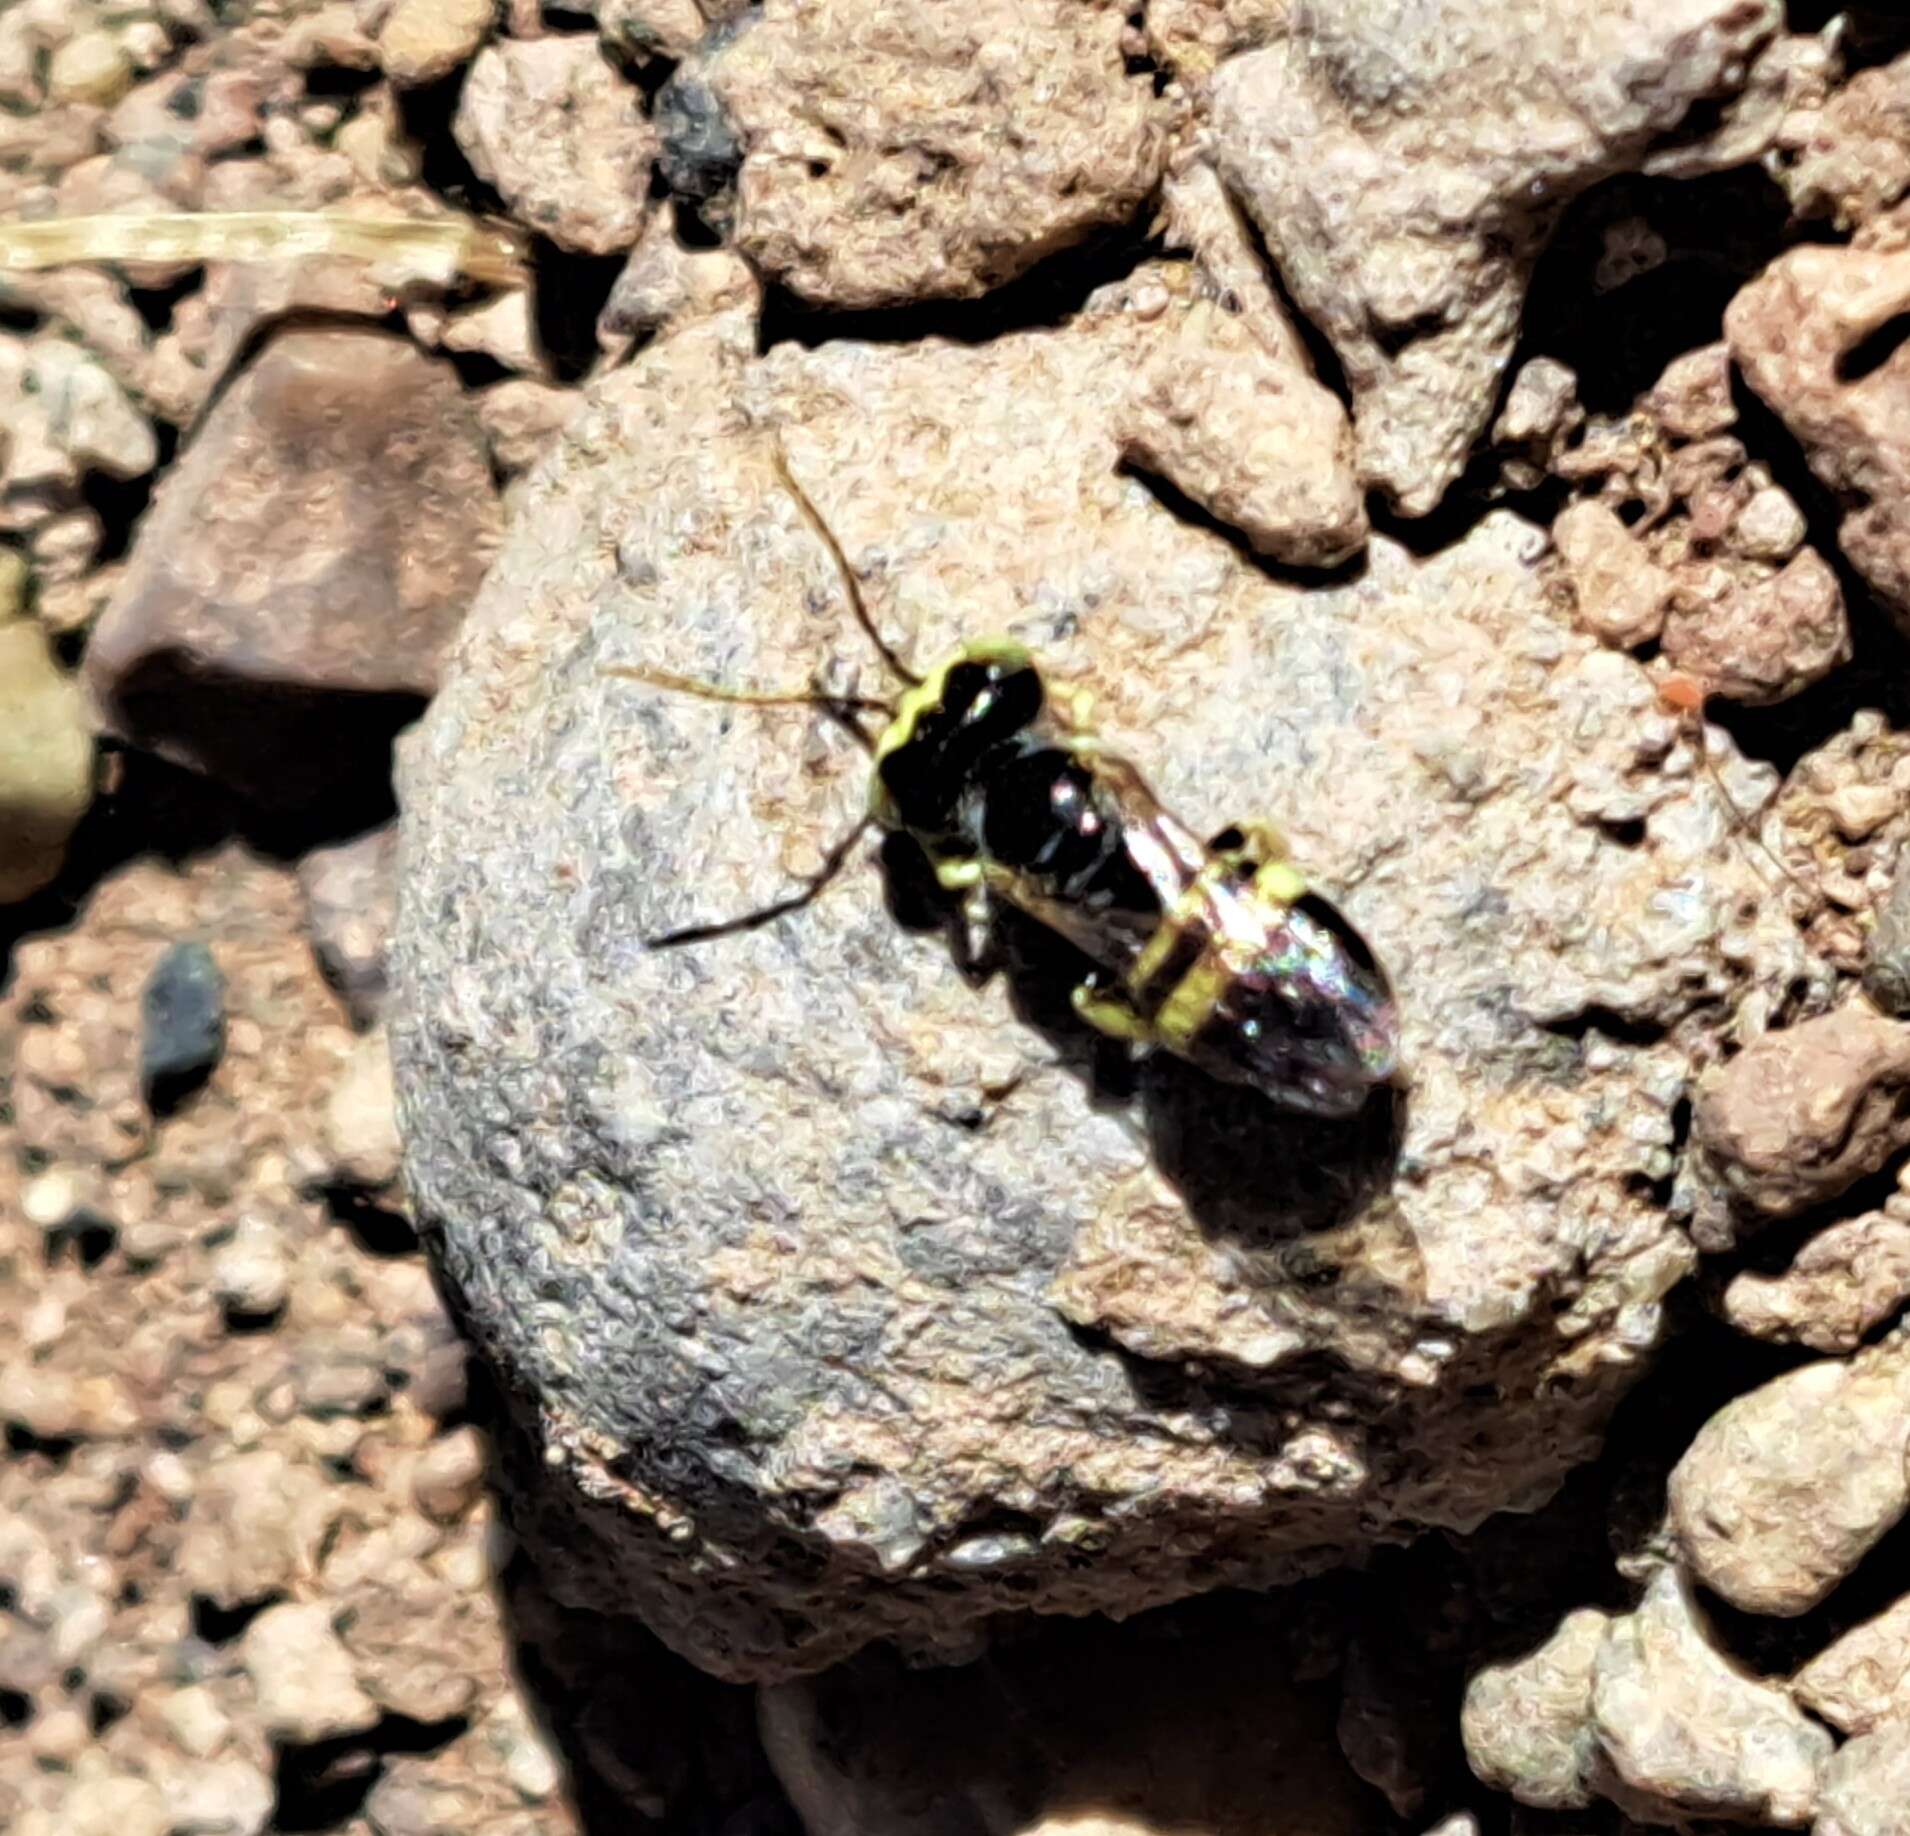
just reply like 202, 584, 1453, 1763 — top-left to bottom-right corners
1692, 1007, 1910, 1236
474, 377, 583, 477
1668, 1339, 1910, 1617
321, 1028, 402, 1191
1497, 357, 1583, 451
1462, 1608, 1610, 1811
0, 620, 94, 905
377, 0, 495, 86
1729, 224, 1910, 635
1590, 1568, 1832, 1826
1737, 484, 1810, 563
1645, 28, 1838, 183
1794, 1592, 1910, 1737
706, 0, 1164, 307
85, 327, 501, 806
1650, 342, 1739, 443
0, 333, 158, 496
1117, 295, 1366, 569
47, 29, 134, 107
1816, 1722, 1910, 1836
591, 0, 714, 60
454, 36, 655, 256
337, 1562, 488, 1723
1783, 52, 1910, 229
240, 1601, 381, 1745
1553, 501, 1673, 648
598, 209, 761, 346
1212, 0, 1784, 515
411, 1424, 487, 1523
1723, 1216, 1910, 1354
1144, 0, 1283, 82
297, 823, 399, 1031
179, 1448, 338, 1611
759, 1614, 1371, 1835
1661, 545, 1850, 707
439, 287, 543, 375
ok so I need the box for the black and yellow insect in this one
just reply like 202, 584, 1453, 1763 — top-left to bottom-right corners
606, 458, 1402, 1120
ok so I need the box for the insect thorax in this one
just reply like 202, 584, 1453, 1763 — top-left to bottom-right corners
870, 642, 1159, 917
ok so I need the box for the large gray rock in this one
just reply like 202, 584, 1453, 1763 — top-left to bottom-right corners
392, 293, 1817, 1683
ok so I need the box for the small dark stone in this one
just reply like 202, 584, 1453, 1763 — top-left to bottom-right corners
654, 67, 744, 210
141, 940, 226, 1115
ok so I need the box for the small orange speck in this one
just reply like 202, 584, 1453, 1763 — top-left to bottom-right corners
1657, 671, 1709, 718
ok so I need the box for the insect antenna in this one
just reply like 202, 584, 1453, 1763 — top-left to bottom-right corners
600, 662, 888, 719
768, 440, 921, 689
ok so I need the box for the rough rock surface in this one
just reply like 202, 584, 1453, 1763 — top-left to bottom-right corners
759, 1604, 1377, 1835
1722, 1212, 1910, 1353
393, 299, 1814, 1682
453, 36, 656, 257
1461, 1608, 1609, 1811
1729, 216, 1910, 635
599, 210, 762, 348
84, 327, 502, 807
1544, 342, 1849, 704
1781, 50, 1910, 229
1667, 1337, 1910, 1618
1793, 1592, 1910, 1737
703, 0, 1165, 307
1690, 1007, 1910, 1248
297, 821, 399, 1030
1768, 713, 1910, 986
1114, 293, 1366, 569
1817, 1723, 1910, 1836
376, 0, 494, 87
1211, 0, 1784, 514
1589, 1568, 1833, 1826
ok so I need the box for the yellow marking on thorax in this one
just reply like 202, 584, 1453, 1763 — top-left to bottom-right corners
1253, 859, 1308, 905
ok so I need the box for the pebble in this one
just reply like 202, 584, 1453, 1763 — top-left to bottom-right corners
1817, 1721, 1910, 1836
296, 824, 398, 1032
1461, 1607, 1608, 1810
321, 1028, 403, 1189
1792, 1591, 1910, 1736
239, 1601, 381, 1745
0, 618, 95, 905
158, 1683, 233, 1760
411, 1426, 487, 1524
1669, 1340, 1910, 1617
376, 0, 495, 86
1589, 1567, 1831, 1825
453, 35, 657, 256
47, 29, 134, 106
162, 1756, 274, 1835
140, 940, 226, 1114
209, 1215, 290, 1325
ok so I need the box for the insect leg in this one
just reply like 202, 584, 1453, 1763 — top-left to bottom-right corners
1070, 978, 1155, 1046
644, 817, 875, 949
